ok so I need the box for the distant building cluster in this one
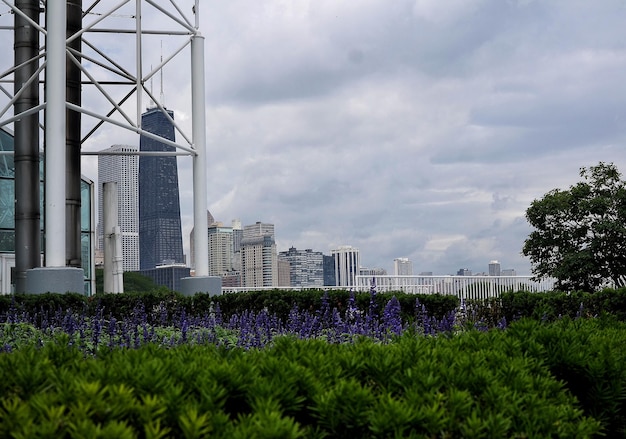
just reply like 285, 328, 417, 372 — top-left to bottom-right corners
95, 108, 516, 291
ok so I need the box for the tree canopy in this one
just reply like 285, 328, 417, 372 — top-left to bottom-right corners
522, 162, 626, 292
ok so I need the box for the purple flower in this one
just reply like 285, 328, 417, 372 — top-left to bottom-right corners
382, 296, 402, 337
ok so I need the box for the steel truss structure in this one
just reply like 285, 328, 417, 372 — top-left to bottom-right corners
0, 0, 209, 292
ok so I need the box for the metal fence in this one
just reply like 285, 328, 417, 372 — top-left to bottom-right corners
355, 275, 556, 301
222, 275, 556, 301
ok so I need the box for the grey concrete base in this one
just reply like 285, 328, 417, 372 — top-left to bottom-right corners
180, 276, 222, 296
25, 267, 85, 294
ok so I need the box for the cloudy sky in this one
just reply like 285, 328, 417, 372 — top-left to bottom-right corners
4, 1, 626, 275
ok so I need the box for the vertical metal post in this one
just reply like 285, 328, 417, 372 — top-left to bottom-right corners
136, 0, 142, 123
191, 33, 208, 277
103, 182, 115, 293
14, 0, 41, 292
66, 0, 82, 267
44, 0, 66, 267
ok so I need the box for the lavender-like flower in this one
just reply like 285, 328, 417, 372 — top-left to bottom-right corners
382, 296, 403, 337
497, 316, 508, 330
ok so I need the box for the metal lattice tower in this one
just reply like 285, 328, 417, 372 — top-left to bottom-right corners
0, 1, 209, 294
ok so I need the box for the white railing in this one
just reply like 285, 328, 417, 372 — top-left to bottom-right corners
355, 275, 556, 301
221, 275, 556, 301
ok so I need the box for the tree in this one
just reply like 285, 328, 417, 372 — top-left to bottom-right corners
522, 162, 626, 292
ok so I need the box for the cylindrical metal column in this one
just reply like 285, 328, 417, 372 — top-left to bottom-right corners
103, 182, 117, 293
191, 33, 209, 277
44, 0, 67, 267
13, 0, 41, 292
66, 0, 82, 267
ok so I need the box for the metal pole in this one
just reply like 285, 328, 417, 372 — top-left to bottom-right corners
103, 181, 116, 293
66, 0, 82, 267
44, 0, 66, 267
191, 33, 208, 277
14, 0, 41, 292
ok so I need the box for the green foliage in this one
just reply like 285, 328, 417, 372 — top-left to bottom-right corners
203, 289, 458, 322
94, 268, 164, 294
508, 318, 626, 436
523, 161, 626, 291
0, 324, 607, 437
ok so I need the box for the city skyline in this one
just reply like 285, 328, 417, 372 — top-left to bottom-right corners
32, 2, 625, 277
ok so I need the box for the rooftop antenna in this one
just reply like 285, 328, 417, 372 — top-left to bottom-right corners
160, 40, 165, 107
149, 64, 154, 109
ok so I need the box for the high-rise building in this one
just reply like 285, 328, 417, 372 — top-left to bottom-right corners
501, 268, 516, 276
393, 257, 413, 276
97, 144, 139, 271
457, 268, 472, 276
488, 260, 501, 276
208, 222, 234, 276
232, 219, 243, 254
138, 107, 184, 269
277, 259, 291, 287
331, 245, 361, 287
323, 255, 336, 286
240, 221, 277, 288
278, 247, 324, 287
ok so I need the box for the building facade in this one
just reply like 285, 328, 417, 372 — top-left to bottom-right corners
488, 260, 501, 276
360, 267, 387, 277
208, 222, 234, 277
323, 254, 336, 286
331, 245, 361, 287
278, 247, 324, 288
240, 221, 277, 288
394, 257, 413, 276
138, 107, 184, 269
97, 144, 139, 271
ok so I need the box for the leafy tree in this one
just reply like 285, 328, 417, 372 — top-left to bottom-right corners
522, 162, 626, 292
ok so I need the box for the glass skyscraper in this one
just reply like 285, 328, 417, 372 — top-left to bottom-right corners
138, 108, 184, 269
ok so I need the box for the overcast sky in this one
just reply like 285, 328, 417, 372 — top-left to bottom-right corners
4, 1, 626, 275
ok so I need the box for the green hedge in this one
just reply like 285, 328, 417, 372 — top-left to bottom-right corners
0, 290, 459, 325
499, 287, 626, 322
4, 287, 626, 327
0, 321, 607, 438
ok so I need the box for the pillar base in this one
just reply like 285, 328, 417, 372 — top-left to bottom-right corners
25, 267, 84, 295
180, 276, 222, 296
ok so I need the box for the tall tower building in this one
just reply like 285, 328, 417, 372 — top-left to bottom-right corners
208, 222, 234, 276
232, 219, 243, 254
97, 144, 139, 271
278, 247, 324, 287
138, 108, 184, 269
331, 245, 361, 287
488, 260, 501, 276
393, 257, 413, 276
240, 221, 277, 288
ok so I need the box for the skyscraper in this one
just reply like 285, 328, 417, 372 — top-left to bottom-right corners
331, 245, 361, 287
278, 247, 324, 287
393, 257, 413, 276
240, 221, 277, 288
97, 144, 139, 271
138, 107, 184, 269
488, 260, 501, 276
208, 222, 234, 277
